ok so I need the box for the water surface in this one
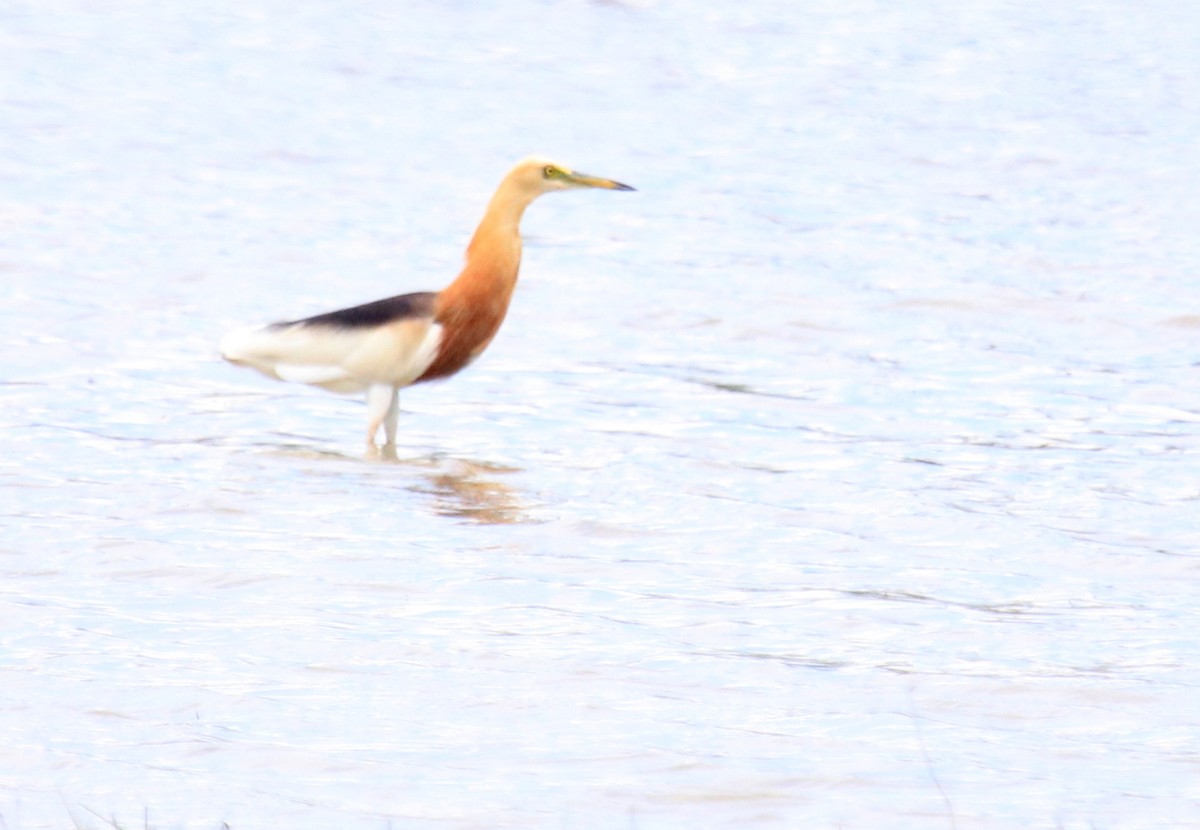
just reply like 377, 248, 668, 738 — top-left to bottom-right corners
2, 1, 1199, 827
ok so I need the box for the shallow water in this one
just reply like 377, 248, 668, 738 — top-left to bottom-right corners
3, 1, 1199, 828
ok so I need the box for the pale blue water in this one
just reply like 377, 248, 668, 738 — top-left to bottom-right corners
2, 1, 1199, 828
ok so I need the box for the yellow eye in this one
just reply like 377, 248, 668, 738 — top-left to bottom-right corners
543, 165, 558, 178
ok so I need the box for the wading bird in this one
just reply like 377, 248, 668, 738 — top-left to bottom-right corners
220, 157, 634, 458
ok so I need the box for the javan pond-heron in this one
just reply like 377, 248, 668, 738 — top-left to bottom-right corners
220, 157, 634, 458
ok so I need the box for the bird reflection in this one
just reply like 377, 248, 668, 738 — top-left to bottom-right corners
416, 457, 531, 525
259, 442, 531, 524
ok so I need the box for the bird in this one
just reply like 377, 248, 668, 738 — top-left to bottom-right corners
219, 156, 634, 458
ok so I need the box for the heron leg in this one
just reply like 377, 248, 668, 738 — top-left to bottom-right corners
365, 384, 397, 458
381, 389, 400, 460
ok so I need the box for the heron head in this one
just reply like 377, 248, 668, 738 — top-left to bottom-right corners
512, 156, 635, 195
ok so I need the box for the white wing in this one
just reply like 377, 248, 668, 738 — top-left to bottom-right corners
220, 319, 443, 395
